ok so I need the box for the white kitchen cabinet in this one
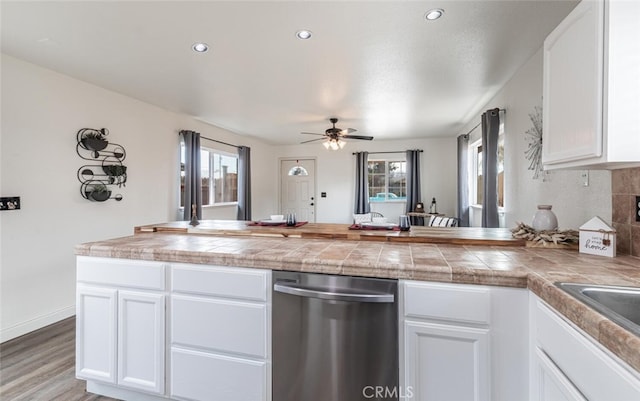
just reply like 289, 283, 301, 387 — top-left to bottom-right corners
530, 295, 640, 401
400, 281, 528, 401
76, 257, 166, 397
532, 348, 586, 401
542, 0, 640, 169
76, 285, 117, 383
169, 263, 271, 401
117, 290, 165, 394
405, 320, 489, 401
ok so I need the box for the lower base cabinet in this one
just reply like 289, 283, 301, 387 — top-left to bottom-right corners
77, 257, 640, 401
76, 257, 166, 396
171, 347, 267, 401
405, 320, 489, 401
401, 280, 528, 401
530, 295, 640, 401
169, 263, 271, 401
533, 348, 586, 401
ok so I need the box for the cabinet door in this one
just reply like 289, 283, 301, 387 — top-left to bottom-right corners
171, 347, 267, 401
542, 0, 604, 165
76, 285, 117, 383
404, 320, 490, 401
117, 290, 165, 394
532, 348, 586, 401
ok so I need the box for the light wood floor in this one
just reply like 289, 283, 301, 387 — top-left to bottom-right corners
0, 317, 118, 401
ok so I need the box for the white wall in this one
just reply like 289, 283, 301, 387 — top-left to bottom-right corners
277, 137, 457, 224
457, 48, 611, 229
0, 55, 276, 341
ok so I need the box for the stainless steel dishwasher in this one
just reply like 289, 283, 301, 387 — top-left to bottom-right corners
273, 270, 398, 401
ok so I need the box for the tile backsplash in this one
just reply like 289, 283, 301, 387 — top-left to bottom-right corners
612, 167, 640, 256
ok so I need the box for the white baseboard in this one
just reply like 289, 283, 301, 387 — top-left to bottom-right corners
0, 305, 75, 343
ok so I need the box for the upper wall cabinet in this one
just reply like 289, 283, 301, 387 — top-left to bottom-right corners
542, 0, 640, 170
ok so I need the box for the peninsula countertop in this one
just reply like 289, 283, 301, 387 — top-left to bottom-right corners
134, 220, 526, 246
76, 227, 640, 373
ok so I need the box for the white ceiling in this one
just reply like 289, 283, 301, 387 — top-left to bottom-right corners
1, 1, 578, 145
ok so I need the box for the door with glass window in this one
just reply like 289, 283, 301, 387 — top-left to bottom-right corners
280, 159, 316, 223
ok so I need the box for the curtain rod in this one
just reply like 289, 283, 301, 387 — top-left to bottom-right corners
201, 136, 240, 149
461, 108, 506, 138
179, 131, 241, 149
352, 150, 423, 155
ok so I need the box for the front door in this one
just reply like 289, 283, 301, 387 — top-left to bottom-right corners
280, 159, 316, 223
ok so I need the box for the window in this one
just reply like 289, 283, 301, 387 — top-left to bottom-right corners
470, 133, 504, 207
180, 145, 238, 207
288, 166, 308, 176
368, 160, 407, 202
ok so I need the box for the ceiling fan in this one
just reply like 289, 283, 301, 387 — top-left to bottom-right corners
300, 118, 373, 149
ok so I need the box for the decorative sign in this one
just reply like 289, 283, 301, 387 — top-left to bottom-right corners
579, 216, 616, 258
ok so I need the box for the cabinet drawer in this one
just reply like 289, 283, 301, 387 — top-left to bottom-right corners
403, 281, 490, 325
171, 295, 267, 358
170, 347, 267, 401
535, 299, 640, 401
77, 257, 165, 290
171, 263, 269, 301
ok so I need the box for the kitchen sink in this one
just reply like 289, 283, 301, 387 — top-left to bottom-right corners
555, 282, 640, 337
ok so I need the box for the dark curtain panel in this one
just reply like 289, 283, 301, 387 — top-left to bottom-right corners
405, 150, 422, 214
236, 146, 252, 221
180, 130, 202, 221
481, 108, 501, 228
457, 134, 470, 227
354, 151, 371, 214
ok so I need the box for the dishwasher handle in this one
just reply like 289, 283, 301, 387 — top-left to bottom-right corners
274, 282, 394, 303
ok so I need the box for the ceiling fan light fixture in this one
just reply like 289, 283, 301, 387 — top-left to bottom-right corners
425, 8, 444, 21
296, 30, 312, 40
322, 138, 346, 150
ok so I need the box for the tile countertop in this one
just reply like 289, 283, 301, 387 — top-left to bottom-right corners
76, 233, 640, 373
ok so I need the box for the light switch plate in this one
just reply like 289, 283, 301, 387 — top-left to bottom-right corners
580, 170, 589, 187
0, 197, 20, 210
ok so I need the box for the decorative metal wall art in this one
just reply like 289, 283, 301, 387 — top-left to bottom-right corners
76, 128, 127, 202
524, 105, 544, 180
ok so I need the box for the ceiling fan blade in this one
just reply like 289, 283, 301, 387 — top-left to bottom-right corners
300, 132, 324, 136
340, 128, 357, 134
342, 135, 374, 141
300, 137, 326, 144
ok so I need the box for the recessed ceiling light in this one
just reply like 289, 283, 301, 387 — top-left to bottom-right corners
192, 42, 209, 53
296, 30, 312, 40
425, 8, 444, 21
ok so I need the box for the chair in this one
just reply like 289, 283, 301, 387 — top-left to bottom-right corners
353, 212, 384, 224
353, 213, 372, 224
428, 215, 458, 227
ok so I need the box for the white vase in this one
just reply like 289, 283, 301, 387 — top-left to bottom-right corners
532, 205, 558, 231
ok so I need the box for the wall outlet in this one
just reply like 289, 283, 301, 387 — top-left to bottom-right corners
636, 196, 640, 222
0, 197, 20, 210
